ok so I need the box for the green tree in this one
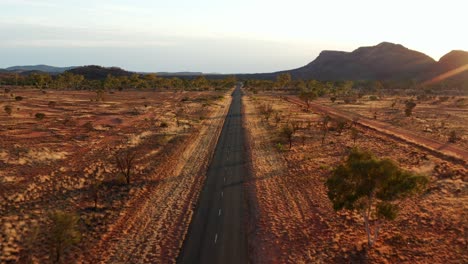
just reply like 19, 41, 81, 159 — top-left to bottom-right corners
222, 75, 237, 89
171, 77, 185, 91
276, 73, 291, 90
129, 74, 142, 89
298, 88, 317, 111
103, 74, 121, 90
326, 148, 428, 247
48, 210, 81, 263
192, 76, 209, 90
144, 73, 160, 89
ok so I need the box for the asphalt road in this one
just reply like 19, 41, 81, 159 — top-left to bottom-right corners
178, 86, 248, 264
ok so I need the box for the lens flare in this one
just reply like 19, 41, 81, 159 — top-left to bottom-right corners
422, 64, 468, 86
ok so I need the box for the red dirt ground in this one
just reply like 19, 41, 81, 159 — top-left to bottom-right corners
244, 92, 467, 263
0, 88, 231, 263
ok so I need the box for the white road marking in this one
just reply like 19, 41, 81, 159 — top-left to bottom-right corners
224, 177, 226, 183
221, 191, 223, 197
214, 233, 218, 244
218, 209, 222, 216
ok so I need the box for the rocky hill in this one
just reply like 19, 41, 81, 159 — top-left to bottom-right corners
66, 65, 134, 80
275, 42, 437, 80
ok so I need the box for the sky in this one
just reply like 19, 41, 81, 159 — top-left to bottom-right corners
0, 0, 467, 73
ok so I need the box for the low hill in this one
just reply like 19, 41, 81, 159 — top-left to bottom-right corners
6, 65, 76, 73
66, 65, 134, 80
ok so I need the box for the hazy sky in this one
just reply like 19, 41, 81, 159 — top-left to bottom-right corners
0, 0, 467, 73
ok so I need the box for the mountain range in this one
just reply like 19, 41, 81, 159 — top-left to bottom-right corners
242, 42, 468, 82
1, 42, 467, 82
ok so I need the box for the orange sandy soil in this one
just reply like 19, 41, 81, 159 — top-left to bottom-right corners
317, 95, 468, 150
243, 92, 467, 263
0, 88, 231, 263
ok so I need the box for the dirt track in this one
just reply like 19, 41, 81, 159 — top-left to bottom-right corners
286, 96, 468, 165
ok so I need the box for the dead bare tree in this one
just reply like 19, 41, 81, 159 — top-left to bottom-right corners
351, 127, 359, 146
321, 115, 331, 145
280, 123, 295, 149
114, 149, 137, 185
87, 164, 105, 209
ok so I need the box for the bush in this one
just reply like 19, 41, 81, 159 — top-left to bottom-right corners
438, 96, 449, 102
4, 105, 12, 115
35, 113, 46, 120
448, 130, 458, 143
160, 121, 168, 128
343, 97, 357, 104
15, 96, 23, 101
275, 142, 285, 151
404, 100, 416, 117
369, 95, 378, 101
48, 101, 57, 108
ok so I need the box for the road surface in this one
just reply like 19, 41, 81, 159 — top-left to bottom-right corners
178, 86, 248, 264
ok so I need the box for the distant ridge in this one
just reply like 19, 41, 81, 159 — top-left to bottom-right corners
6, 64, 77, 73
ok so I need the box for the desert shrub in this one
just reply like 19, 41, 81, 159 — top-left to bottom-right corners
438, 96, 449, 102
4, 105, 12, 115
15, 96, 23, 101
47, 210, 81, 263
280, 123, 295, 149
259, 103, 274, 122
343, 96, 357, 104
48, 101, 57, 108
275, 142, 285, 151
181, 96, 189, 102
35, 112, 46, 120
4, 88, 11, 93
369, 95, 378, 101
160, 121, 168, 128
416, 94, 429, 101
336, 119, 348, 135
274, 112, 282, 126
330, 96, 337, 103
404, 100, 416, 117
448, 130, 458, 143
